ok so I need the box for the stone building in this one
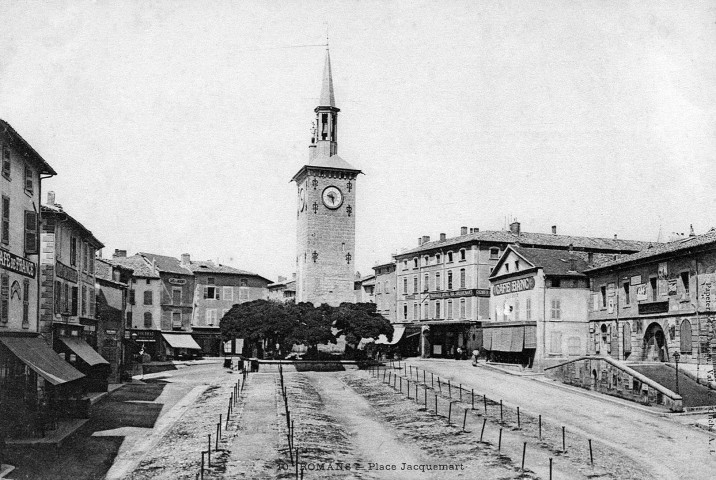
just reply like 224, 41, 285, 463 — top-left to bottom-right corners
354, 273, 375, 304
187, 255, 270, 356
268, 275, 296, 303
40, 195, 109, 392
585, 228, 716, 366
1, 120, 85, 437
373, 261, 397, 323
487, 246, 591, 369
109, 251, 163, 360
394, 222, 650, 358
292, 49, 361, 306
95, 257, 133, 383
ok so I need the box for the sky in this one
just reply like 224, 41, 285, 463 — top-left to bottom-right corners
1, 1, 714, 282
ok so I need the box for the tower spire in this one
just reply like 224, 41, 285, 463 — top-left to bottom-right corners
319, 47, 335, 107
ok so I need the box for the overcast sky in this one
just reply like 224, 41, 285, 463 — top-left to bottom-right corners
1, 1, 714, 281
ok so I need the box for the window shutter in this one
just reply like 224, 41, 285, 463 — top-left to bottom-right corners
25, 210, 38, 254
1, 196, 9, 245
1, 274, 9, 323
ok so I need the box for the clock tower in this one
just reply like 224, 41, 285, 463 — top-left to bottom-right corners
292, 48, 361, 306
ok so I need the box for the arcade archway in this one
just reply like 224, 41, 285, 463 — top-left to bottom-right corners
642, 322, 668, 362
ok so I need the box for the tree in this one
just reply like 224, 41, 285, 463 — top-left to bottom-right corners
220, 299, 296, 357
332, 302, 394, 351
284, 302, 336, 355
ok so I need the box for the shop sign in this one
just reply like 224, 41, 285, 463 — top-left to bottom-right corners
493, 277, 535, 296
169, 278, 187, 285
429, 288, 490, 300
106, 329, 117, 335
638, 301, 669, 315
698, 274, 716, 311
630, 275, 642, 286
636, 284, 648, 301
56, 261, 78, 283
0, 250, 36, 278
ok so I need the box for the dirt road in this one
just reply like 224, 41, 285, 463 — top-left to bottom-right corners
405, 358, 716, 479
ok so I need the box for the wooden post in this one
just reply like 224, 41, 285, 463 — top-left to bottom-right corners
291, 420, 295, 451
200, 452, 205, 480
295, 448, 299, 479
498, 428, 502, 452
431, 372, 434, 387
423, 370, 426, 384
424, 386, 427, 406
562, 426, 566, 453
589, 439, 594, 465
517, 406, 520, 429
216, 423, 220, 449
448, 380, 451, 398
471, 389, 475, 410
521, 442, 527, 470
383, 369, 386, 382
219, 414, 222, 437
549, 458, 553, 480
539, 415, 542, 440
462, 409, 468, 431
207, 435, 211, 467
499, 399, 503, 422
438, 377, 442, 392
407, 379, 410, 398
415, 383, 418, 401
480, 418, 487, 442
483, 395, 488, 413
435, 394, 438, 416
399, 376, 402, 393
448, 401, 452, 424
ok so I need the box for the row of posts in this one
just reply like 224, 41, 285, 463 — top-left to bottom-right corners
378, 361, 599, 478
196, 362, 248, 479
278, 363, 304, 480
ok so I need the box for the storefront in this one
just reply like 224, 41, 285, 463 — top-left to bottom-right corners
0, 335, 85, 438
191, 328, 222, 356
482, 321, 537, 367
420, 320, 480, 359
161, 333, 202, 360
125, 329, 161, 361
55, 336, 110, 392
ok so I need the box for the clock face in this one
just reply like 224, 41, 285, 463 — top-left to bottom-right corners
297, 187, 306, 212
321, 185, 344, 210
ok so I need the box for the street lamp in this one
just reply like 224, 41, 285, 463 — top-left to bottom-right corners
673, 351, 680, 395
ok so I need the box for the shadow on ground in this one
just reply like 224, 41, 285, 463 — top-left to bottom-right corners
8, 381, 169, 480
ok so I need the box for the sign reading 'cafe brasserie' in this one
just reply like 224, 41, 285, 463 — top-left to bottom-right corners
0, 250, 36, 278
493, 277, 535, 296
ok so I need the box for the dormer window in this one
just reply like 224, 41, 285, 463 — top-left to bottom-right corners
505, 264, 509, 273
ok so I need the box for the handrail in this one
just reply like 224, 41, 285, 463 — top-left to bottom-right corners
545, 355, 683, 402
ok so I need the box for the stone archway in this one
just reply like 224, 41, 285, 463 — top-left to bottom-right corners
643, 322, 668, 362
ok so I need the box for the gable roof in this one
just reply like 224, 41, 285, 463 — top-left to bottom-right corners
139, 252, 193, 275
490, 246, 589, 279
107, 255, 159, 278
398, 229, 652, 258
586, 229, 716, 272
41, 204, 104, 249
1, 119, 57, 175
187, 260, 272, 283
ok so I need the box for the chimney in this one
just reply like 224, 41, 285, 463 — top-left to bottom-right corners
418, 237, 423, 246
277, 275, 286, 282
461, 226, 468, 235
113, 249, 127, 258
551, 225, 557, 235
509, 221, 521, 235
440, 233, 446, 241
689, 224, 696, 237
422, 235, 430, 244
614, 234, 618, 239
47, 191, 56, 206
181, 253, 191, 266
474, 227, 479, 233
292, 272, 296, 279
569, 257, 576, 272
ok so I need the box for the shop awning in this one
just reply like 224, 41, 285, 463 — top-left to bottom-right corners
162, 333, 201, 350
482, 323, 537, 353
376, 326, 406, 345
0, 336, 85, 386
59, 337, 109, 367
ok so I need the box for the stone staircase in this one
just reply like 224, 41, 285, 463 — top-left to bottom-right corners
628, 363, 716, 408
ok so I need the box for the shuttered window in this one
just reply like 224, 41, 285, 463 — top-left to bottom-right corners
22, 279, 30, 327
623, 322, 632, 354
0, 274, 9, 323
24, 211, 38, 254
24, 165, 33, 193
1, 196, 9, 245
1, 144, 10, 178
680, 319, 692, 354
144, 312, 153, 328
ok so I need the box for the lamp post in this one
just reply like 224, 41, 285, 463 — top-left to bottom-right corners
673, 351, 680, 395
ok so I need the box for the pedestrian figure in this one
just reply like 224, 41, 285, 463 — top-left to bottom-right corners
456, 347, 462, 360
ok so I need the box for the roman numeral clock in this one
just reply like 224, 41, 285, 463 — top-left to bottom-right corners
291, 48, 361, 307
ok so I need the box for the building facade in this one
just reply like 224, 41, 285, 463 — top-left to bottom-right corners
488, 246, 590, 369
394, 222, 650, 358
354, 274, 375, 304
292, 49, 361, 306
188, 255, 270, 356
586, 229, 716, 367
95, 257, 133, 383
40, 195, 109, 391
268, 276, 296, 303
1, 120, 87, 438
373, 261, 397, 323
